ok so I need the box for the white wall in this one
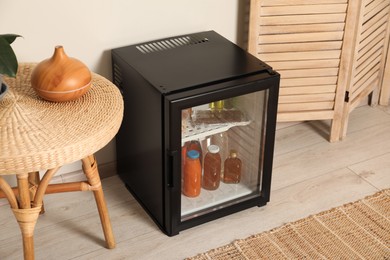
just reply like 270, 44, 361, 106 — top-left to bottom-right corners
1, 0, 242, 175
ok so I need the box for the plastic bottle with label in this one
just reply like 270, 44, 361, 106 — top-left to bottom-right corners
202, 145, 221, 190
183, 150, 202, 197
223, 150, 242, 184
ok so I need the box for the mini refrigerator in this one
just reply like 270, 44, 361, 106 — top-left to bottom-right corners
112, 31, 280, 236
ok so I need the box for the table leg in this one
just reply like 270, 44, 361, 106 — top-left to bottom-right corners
0, 177, 18, 209
0, 176, 37, 260
14, 173, 41, 260
12, 168, 59, 260
12, 207, 41, 260
17, 173, 31, 209
82, 155, 116, 249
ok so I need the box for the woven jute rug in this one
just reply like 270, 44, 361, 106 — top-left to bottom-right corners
187, 189, 390, 259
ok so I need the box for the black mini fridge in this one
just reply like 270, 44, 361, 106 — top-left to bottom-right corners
112, 31, 280, 236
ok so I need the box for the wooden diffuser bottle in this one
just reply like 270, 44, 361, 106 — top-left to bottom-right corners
31, 46, 91, 102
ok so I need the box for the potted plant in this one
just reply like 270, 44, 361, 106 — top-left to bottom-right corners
0, 34, 21, 99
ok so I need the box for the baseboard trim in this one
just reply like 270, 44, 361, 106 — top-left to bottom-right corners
96, 161, 117, 179
51, 161, 117, 183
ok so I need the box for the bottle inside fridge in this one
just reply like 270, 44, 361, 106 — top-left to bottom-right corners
223, 150, 242, 184
202, 145, 221, 190
183, 150, 202, 198
180, 90, 267, 221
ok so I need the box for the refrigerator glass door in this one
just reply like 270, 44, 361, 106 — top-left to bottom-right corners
180, 90, 268, 221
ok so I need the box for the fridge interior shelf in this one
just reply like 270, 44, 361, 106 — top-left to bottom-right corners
182, 110, 251, 144
181, 182, 254, 220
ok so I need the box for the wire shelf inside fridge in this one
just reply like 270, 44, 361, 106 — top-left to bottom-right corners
182, 110, 251, 144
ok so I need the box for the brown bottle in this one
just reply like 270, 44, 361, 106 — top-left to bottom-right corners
202, 145, 221, 190
223, 150, 242, 183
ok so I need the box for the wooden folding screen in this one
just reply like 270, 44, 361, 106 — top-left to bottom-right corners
380, 43, 390, 105
248, 0, 390, 142
340, 0, 390, 136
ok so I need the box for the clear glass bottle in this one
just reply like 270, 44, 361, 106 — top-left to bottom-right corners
223, 150, 242, 183
202, 145, 221, 190
209, 100, 224, 111
183, 150, 202, 197
211, 132, 228, 172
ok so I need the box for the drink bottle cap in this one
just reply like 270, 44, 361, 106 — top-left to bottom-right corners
215, 100, 224, 110
187, 150, 200, 159
208, 144, 220, 153
230, 149, 237, 158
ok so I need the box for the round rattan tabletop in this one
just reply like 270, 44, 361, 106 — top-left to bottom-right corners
0, 63, 124, 175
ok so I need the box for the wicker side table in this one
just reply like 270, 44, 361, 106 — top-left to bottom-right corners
0, 63, 123, 260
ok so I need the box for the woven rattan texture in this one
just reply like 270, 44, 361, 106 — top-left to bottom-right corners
0, 63, 123, 175
187, 189, 390, 260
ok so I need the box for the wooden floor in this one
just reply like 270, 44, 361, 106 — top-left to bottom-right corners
1, 105, 389, 259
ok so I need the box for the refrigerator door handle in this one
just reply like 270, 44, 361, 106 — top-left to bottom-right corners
167, 150, 179, 188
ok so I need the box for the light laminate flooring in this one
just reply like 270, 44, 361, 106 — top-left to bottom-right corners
1, 105, 389, 259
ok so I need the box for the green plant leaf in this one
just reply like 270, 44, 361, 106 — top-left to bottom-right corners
0, 34, 21, 77
0, 34, 22, 44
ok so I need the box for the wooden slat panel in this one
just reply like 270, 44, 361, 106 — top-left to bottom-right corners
355, 50, 383, 77
278, 102, 334, 112
358, 22, 388, 52
259, 14, 346, 26
281, 77, 338, 87
261, 0, 347, 6
335, 0, 390, 140
353, 65, 381, 93
351, 76, 379, 103
267, 60, 340, 70
259, 41, 342, 53
280, 68, 339, 79
260, 50, 341, 61
361, 6, 390, 33
364, 0, 387, 15
277, 111, 334, 121
259, 23, 345, 35
351, 75, 379, 104
261, 4, 347, 16
279, 93, 336, 103
363, 0, 390, 23
365, 0, 389, 12
248, 0, 357, 136
360, 15, 389, 43
356, 35, 384, 62
248, 0, 390, 141
258, 31, 344, 44
279, 85, 336, 95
